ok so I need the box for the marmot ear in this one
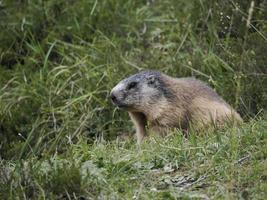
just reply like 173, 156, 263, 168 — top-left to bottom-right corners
147, 75, 158, 86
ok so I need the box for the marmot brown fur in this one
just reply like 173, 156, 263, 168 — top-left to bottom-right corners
110, 70, 242, 143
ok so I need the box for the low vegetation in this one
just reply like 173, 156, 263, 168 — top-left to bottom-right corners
0, 0, 266, 199
1, 120, 266, 199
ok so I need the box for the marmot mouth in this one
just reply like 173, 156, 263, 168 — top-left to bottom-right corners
116, 103, 135, 111
117, 104, 130, 109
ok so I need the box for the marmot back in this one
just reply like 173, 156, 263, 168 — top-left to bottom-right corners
110, 70, 242, 143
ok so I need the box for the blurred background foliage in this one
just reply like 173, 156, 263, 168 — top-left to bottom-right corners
0, 0, 266, 159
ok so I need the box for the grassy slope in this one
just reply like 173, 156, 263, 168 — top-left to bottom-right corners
0, 0, 267, 199
0, 120, 266, 199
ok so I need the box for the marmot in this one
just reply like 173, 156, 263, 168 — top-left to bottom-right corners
110, 70, 242, 143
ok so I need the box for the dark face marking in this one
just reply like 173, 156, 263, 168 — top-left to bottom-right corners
127, 81, 138, 90
158, 81, 176, 100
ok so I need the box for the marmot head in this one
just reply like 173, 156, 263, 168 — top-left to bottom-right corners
110, 70, 173, 111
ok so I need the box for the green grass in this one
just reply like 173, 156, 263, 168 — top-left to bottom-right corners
0, 0, 266, 199
0, 120, 266, 199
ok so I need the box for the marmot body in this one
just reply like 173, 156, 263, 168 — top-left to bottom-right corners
110, 70, 242, 143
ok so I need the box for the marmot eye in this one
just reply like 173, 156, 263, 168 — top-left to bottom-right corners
127, 82, 137, 90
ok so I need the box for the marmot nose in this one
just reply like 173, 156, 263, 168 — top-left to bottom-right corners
110, 92, 117, 103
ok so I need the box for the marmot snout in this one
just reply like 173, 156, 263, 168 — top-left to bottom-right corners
111, 70, 242, 143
